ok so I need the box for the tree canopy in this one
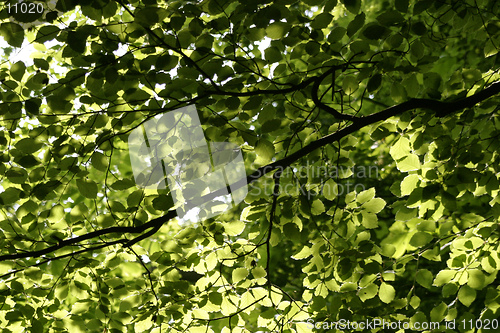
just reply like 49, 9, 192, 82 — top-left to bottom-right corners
0, 0, 500, 332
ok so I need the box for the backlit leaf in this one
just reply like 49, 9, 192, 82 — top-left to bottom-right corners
433, 270, 456, 287
232, 268, 248, 283
76, 179, 98, 199
266, 22, 291, 39
10, 61, 25, 81
409, 231, 433, 247
342, 0, 361, 14
255, 139, 275, 161
415, 269, 433, 288
458, 285, 476, 306
379, 282, 395, 303
0, 22, 24, 47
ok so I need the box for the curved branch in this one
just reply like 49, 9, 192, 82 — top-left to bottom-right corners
311, 66, 359, 121
0, 210, 176, 261
2, 82, 499, 262
0, 240, 126, 279
202, 81, 500, 201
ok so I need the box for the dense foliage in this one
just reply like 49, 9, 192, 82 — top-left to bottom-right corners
0, 0, 500, 332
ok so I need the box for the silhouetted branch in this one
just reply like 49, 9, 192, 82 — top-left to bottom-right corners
2, 81, 499, 262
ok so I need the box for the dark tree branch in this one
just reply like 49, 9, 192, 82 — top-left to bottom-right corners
0, 210, 176, 261
2, 81, 499, 262
311, 66, 360, 121
0, 239, 127, 279
201, 81, 500, 201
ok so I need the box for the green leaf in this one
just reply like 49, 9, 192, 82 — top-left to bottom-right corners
264, 46, 282, 63
170, 16, 186, 31
0, 187, 22, 204
340, 282, 357, 292
411, 21, 427, 36
15, 138, 43, 154
35, 25, 60, 43
409, 296, 420, 309
127, 190, 144, 208
328, 27, 346, 42
283, 223, 301, 241
6, 167, 28, 184
255, 139, 275, 161
362, 24, 388, 40
323, 179, 338, 200
232, 268, 248, 284
76, 179, 98, 199
410, 40, 425, 59
391, 81, 407, 103
292, 246, 312, 260
433, 270, 456, 287
305, 41, 320, 55
342, 75, 358, 94
47, 95, 72, 113
379, 282, 395, 303
110, 179, 136, 191
225, 96, 240, 110
360, 211, 378, 228
265, 22, 291, 39
91, 152, 109, 172
484, 39, 498, 57
25, 99, 41, 115
376, 10, 405, 26
356, 187, 375, 204
252, 266, 267, 279
311, 199, 325, 215
389, 136, 413, 161
48, 205, 65, 224
400, 174, 419, 196
67, 31, 87, 53
135, 7, 168, 27
458, 285, 476, 306
310, 295, 327, 311
403, 74, 420, 97
416, 220, 435, 232
0, 22, 24, 47
156, 54, 178, 71
367, 74, 382, 92
125, 89, 151, 105
358, 283, 378, 301
442, 283, 458, 297
396, 154, 420, 172
467, 269, 486, 290
223, 220, 245, 236
415, 269, 433, 288
10, 61, 26, 81
243, 96, 263, 111
261, 119, 282, 133
413, 0, 433, 15
362, 198, 386, 214
430, 302, 447, 322
370, 122, 397, 140
395, 0, 409, 12
32, 181, 60, 201
409, 231, 433, 247
342, 0, 361, 14
347, 13, 365, 37
311, 13, 333, 29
